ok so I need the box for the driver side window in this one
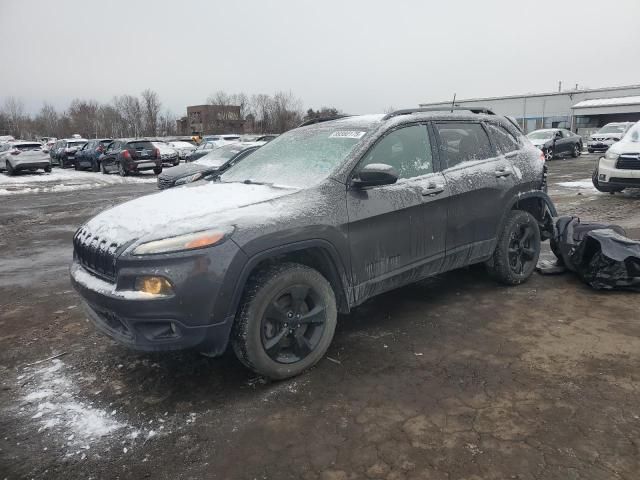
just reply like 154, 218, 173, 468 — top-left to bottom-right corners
360, 125, 433, 180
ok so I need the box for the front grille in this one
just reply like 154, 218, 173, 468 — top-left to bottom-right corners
616, 155, 640, 170
157, 175, 174, 190
73, 228, 119, 281
610, 177, 640, 185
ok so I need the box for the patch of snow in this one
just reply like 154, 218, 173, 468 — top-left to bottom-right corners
0, 170, 156, 196
556, 179, 598, 190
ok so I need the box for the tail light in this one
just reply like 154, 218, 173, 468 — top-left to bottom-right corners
155, 148, 160, 159
122, 150, 131, 160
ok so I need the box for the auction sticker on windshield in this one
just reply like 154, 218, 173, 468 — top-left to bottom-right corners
329, 131, 366, 139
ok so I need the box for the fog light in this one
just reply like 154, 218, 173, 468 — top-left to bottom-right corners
135, 276, 173, 295
599, 174, 606, 181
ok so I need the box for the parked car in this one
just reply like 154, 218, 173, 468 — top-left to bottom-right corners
98, 138, 163, 176
71, 108, 556, 379
592, 121, 640, 193
74, 138, 113, 171
201, 134, 241, 148
0, 135, 15, 144
157, 142, 264, 189
241, 134, 279, 143
151, 141, 179, 167
526, 128, 582, 160
168, 140, 197, 160
587, 122, 634, 153
52, 138, 88, 168
41, 138, 57, 154
0, 141, 51, 175
185, 140, 219, 161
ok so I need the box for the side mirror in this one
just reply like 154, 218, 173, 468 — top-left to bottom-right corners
554, 132, 562, 140
352, 163, 398, 188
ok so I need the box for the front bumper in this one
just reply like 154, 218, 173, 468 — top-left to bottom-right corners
70, 239, 246, 354
588, 141, 614, 151
597, 158, 640, 188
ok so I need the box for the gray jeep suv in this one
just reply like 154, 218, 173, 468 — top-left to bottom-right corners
70, 108, 556, 379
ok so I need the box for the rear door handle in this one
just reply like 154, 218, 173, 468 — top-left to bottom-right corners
421, 183, 445, 196
495, 168, 512, 178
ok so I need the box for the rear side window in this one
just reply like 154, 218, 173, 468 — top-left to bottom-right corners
435, 123, 493, 168
485, 123, 520, 154
16, 143, 41, 150
360, 124, 433, 180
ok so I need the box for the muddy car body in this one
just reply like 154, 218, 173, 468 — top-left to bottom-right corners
71, 109, 556, 379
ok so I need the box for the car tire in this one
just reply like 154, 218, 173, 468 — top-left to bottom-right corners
44, 165, 51, 173
118, 162, 127, 177
572, 144, 581, 158
231, 262, 338, 380
587, 149, 594, 154
92, 161, 100, 172
153, 167, 162, 175
544, 148, 554, 161
74, 162, 80, 171
59, 158, 65, 168
486, 210, 541, 286
6, 162, 15, 176
592, 167, 624, 193
100, 161, 108, 175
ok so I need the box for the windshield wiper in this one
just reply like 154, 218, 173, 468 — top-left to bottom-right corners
242, 179, 271, 186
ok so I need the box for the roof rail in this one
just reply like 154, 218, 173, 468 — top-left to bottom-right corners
382, 106, 496, 121
297, 115, 352, 128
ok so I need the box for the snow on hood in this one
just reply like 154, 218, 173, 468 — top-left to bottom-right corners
590, 133, 621, 139
82, 182, 300, 244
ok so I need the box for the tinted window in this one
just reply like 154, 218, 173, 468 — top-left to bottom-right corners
16, 143, 42, 150
486, 123, 520, 154
360, 125, 433, 179
127, 141, 154, 150
435, 123, 493, 168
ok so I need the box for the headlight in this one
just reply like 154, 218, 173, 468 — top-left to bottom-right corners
174, 172, 203, 186
604, 151, 619, 161
132, 227, 233, 255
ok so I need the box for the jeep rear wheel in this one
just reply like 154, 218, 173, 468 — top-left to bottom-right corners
487, 210, 540, 285
232, 263, 337, 380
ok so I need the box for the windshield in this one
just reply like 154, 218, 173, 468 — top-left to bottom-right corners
220, 126, 367, 188
622, 123, 640, 143
598, 124, 626, 134
527, 130, 554, 140
194, 145, 243, 167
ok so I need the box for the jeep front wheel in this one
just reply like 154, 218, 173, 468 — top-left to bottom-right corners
232, 263, 337, 380
487, 210, 540, 285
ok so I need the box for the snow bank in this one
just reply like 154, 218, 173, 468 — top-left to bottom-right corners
0, 170, 156, 196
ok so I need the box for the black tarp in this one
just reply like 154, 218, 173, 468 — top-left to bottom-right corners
544, 216, 640, 291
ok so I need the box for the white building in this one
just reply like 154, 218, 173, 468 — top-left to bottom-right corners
419, 84, 640, 138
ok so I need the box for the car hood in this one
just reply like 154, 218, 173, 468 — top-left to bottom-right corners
528, 138, 550, 147
160, 162, 217, 180
82, 182, 301, 246
608, 140, 640, 156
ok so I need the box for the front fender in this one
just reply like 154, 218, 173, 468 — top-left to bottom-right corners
500, 191, 557, 241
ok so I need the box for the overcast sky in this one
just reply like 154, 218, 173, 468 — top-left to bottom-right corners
1, 0, 639, 116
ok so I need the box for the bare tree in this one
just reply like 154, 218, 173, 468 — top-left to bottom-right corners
141, 89, 161, 136
34, 103, 59, 137
114, 95, 143, 137
3, 97, 26, 138
68, 99, 100, 138
158, 110, 177, 136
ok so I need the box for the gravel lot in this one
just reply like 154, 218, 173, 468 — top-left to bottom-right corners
1, 155, 639, 480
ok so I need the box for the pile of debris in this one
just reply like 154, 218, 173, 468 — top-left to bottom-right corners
538, 216, 640, 291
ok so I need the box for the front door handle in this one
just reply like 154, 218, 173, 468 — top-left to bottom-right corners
421, 183, 445, 196
495, 168, 512, 178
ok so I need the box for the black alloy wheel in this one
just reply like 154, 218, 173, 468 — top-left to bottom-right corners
544, 148, 554, 161
261, 284, 327, 364
508, 224, 537, 276
572, 144, 581, 158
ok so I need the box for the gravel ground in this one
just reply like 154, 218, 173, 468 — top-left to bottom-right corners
1, 155, 639, 480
